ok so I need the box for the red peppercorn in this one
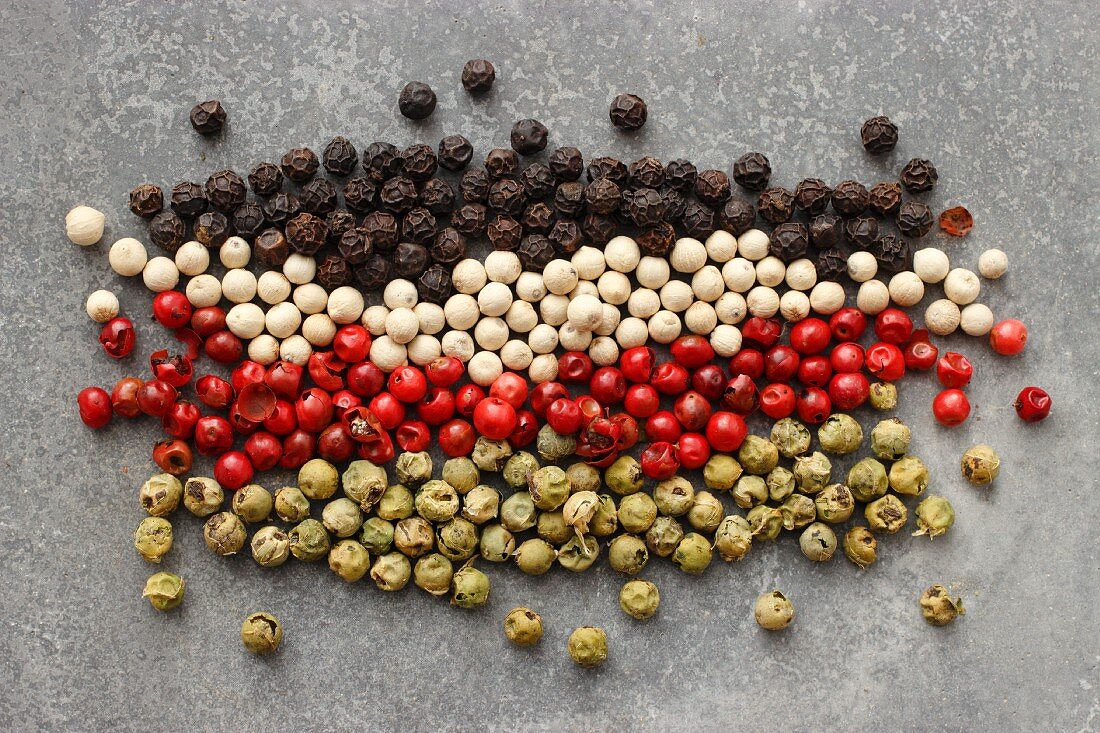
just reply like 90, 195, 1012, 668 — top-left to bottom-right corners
490, 372, 530, 409
161, 400, 200, 440
508, 410, 539, 448
417, 387, 455, 426
741, 316, 782, 350
936, 352, 973, 389
729, 350, 765, 379
865, 343, 905, 381
263, 400, 298, 435
933, 388, 971, 426
829, 308, 867, 342
989, 319, 1028, 356
308, 352, 346, 391
265, 361, 304, 399
77, 387, 112, 429
609, 413, 639, 451
280, 429, 317, 469
690, 364, 726, 401
230, 361, 266, 393
347, 361, 385, 397
670, 335, 715, 369
721, 375, 758, 416
828, 372, 870, 411
190, 306, 227, 337
651, 362, 689, 395
620, 346, 656, 383
547, 398, 584, 435
295, 388, 334, 433
759, 383, 796, 419
331, 390, 362, 419
677, 432, 711, 469
195, 374, 234, 410
357, 431, 395, 463
1014, 386, 1051, 422
110, 377, 144, 419
396, 420, 432, 452
152, 291, 193, 330
624, 384, 660, 418
153, 439, 193, 476
318, 423, 356, 463
672, 391, 712, 431
530, 381, 569, 416
147, 350, 192, 388
644, 410, 681, 443
204, 330, 243, 363
473, 397, 518, 440
590, 367, 627, 405
704, 411, 748, 452
99, 317, 136, 359
194, 415, 234, 455
829, 342, 864, 373
640, 441, 680, 480
789, 318, 831, 355
426, 356, 465, 387
388, 366, 428, 403
796, 388, 831, 424
454, 384, 485, 418
796, 356, 832, 388
227, 402, 260, 436
333, 325, 371, 363
214, 450, 254, 490
137, 379, 177, 417
244, 431, 283, 471
764, 345, 800, 383
575, 395, 603, 425
438, 419, 476, 457
368, 392, 406, 430
558, 351, 594, 382
342, 405, 384, 443
874, 308, 914, 345
236, 382, 278, 422
904, 339, 939, 371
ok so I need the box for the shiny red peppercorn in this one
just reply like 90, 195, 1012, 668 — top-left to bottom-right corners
721, 374, 758, 416
152, 291, 192, 330
624, 384, 660, 418
789, 318, 831, 355
759, 383, 796, 419
866, 343, 905, 381
244, 431, 283, 471
317, 423, 356, 463
347, 361, 385, 397
575, 395, 603, 425
111, 377, 144, 418
989, 319, 1028, 356
874, 308, 914, 345
904, 339, 939, 371
546, 398, 584, 434
153, 439, 192, 475
195, 374, 234, 410
508, 410, 539, 449
610, 413, 639, 451
280, 429, 318, 469
227, 402, 260, 436
263, 400, 297, 435
729, 350, 765, 379
204, 330, 243, 363
690, 364, 726, 401
230, 361, 266, 393
796, 387, 831, 424
396, 420, 432, 452
590, 367, 627, 405
162, 400, 200, 439
670, 335, 714, 369
829, 342, 865, 373
369, 392, 406, 430
454, 384, 485, 418
530, 381, 569, 416
704, 411, 747, 452
490, 372, 529, 409
797, 356, 832, 388
194, 415, 234, 455
295, 388, 334, 433
214, 450, 254, 490
78, 387, 112, 429
936, 352, 973, 388
333, 325, 371, 363
828, 372, 870, 411
137, 379, 177, 417
190, 306, 226, 337
1014, 386, 1051, 423
741, 316, 782, 350
764, 345, 800, 383
645, 410, 682, 443
418, 387, 456, 426
265, 361, 304, 399
308, 351, 346, 391
438, 419, 476, 457
677, 432, 711, 469
99, 317, 136, 359
620, 346, 656, 383
558, 351, 594, 382
933, 388, 971, 426
672, 391, 712, 431
651, 362, 689, 395
829, 308, 867, 342
388, 366, 428, 403
330, 389, 362, 419
640, 441, 680, 480
473, 397, 517, 440
357, 430, 395, 463
426, 356, 465, 387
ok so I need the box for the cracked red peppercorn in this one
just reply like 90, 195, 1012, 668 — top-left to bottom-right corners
860, 115, 898, 154
900, 158, 938, 193
511, 118, 549, 155
732, 152, 771, 191
248, 162, 283, 197
461, 59, 495, 94
939, 206, 974, 236
322, 136, 358, 176
129, 183, 163, 218
189, 100, 226, 135
609, 93, 647, 130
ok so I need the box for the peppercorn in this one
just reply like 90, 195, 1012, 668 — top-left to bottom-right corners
148, 211, 187, 253
418, 264, 453, 304
582, 212, 617, 243
546, 219, 582, 254
456, 172, 488, 207
461, 58, 495, 93
362, 211, 399, 251
872, 234, 911, 273
896, 201, 935, 238
402, 207, 437, 243
900, 158, 938, 193
552, 182, 585, 219
299, 178, 338, 215
623, 188, 666, 228
379, 176, 419, 214
451, 203, 488, 237
488, 178, 528, 217
691, 170, 729, 206
170, 181, 207, 218
661, 189, 686, 222
398, 81, 436, 120
920, 584, 964, 626
393, 241, 430, 279
769, 222, 810, 262
129, 183, 163, 218
487, 147, 521, 179
518, 234, 556, 270
254, 228, 289, 267
326, 209, 356, 242
231, 201, 265, 240
654, 160, 693, 194
680, 201, 717, 239
281, 147, 320, 183
262, 192, 299, 226
586, 156, 628, 184
859, 115, 898, 153
609, 93, 647, 130
809, 213, 844, 249
356, 255, 392, 291
637, 222, 675, 257
868, 181, 903, 216
584, 178, 621, 216
624, 156, 662, 189
816, 249, 848, 282
536, 148, 580, 186
478, 216, 519, 253
510, 118, 549, 155
845, 216, 879, 250
430, 227, 467, 264
311, 255, 349, 290
189, 99, 226, 135
248, 162, 283, 197
334, 227, 369, 265
418, 178, 455, 215
521, 202, 555, 233
757, 187, 794, 224
400, 143, 437, 182
793, 178, 832, 215
831, 180, 869, 217
194, 211, 231, 248
731, 152, 770, 191
285, 213, 328, 255
363, 142, 405, 182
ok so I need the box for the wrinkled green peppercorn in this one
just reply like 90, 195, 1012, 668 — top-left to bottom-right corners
799, 522, 838, 562
377, 484, 415, 521
323, 497, 364, 538
889, 456, 929, 496
134, 517, 173, 563
289, 518, 331, 562
747, 505, 783, 540
818, 415, 863, 454
847, 458, 889, 503
394, 516, 435, 558
251, 525, 291, 567
869, 382, 898, 411
203, 511, 247, 556
843, 526, 878, 568
503, 607, 543, 646
182, 476, 223, 517
654, 476, 695, 516
359, 517, 395, 556
766, 467, 796, 503
779, 494, 817, 531
143, 572, 184, 611
479, 524, 516, 563
672, 532, 713, 575
537, 510, 572, 545
231, 484, 273, 523
618, 492, 657, 534
961, 445, 1000, 485
514, 538, 557, 575
871, 418, 911, 461
442, 457, 480, 494
815, 484, 855, 524
714, 515, 753, 562
500, 492, 538, 533
645, 516, 685, 557
415, 480, 460, 523
589, 495, 619, 537
687, 491, 724, 533
395, 451, 433, 487
140, 473, 183, 517
274, 486, 311, 524
503, 452, 539, 490
738, 435, 779, 475
558, 536, 600, 572
730, 472, 770, 510
451, 563, 491, 608
866, 494, 908, 533
619, 580, 660, 620
328, 539, 371, 582
608, 534, 649, 575
914, 495, 955, 538
754, 590, 794, 630
604, 455, 642, 495
436, 517, 479, 561
461, 485, 500, 525
472, 437, 513, 472
240, 612, 282, 654
371, 552, 412, 591
771, 418, 811, 458
919, 585, 964, 626
703, 454, 743, 491
529, 466, 571, 511
793, 452, 832, 494
413, 553, 454, 596
298, 458, 339, 501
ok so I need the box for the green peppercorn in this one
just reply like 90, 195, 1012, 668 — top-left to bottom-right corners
843, 526, 878, 568
793, 451, 832, 494
815, 484, 855, 524
371, 552, 411, 591
566, 461, 603, 494
500, 492, 537, 532
919, 585, 964, 626
140, 473, 183, 517
472, 437, 513, 472
514, 538, 557, 575
395, 451, 433, 487
765, 466, 796, 503
889, 456, 929, 496
289, 518, 331, 562
461, 485, 501, 525
754, 590, 794, 630
321, 498, 363, 538
645, 516, 684, 557
203, 511, 247, 556
377, 484, 415, 521
504, 607, 544, 646
299, 458, 340, 500
589, 494, 619, 537
961, 445, 1000, 485
779, 494, 817, 531
604, 455, 643, 495
394, 516, 435, 558
231, 484, 273, 523
868, 382, 898, 411
529, 466, 571, 511
799, 522, 838, 562
442, 457, 480, 494
618, 492, 658, 534
866, 494, 908, 533
771, 418, 812, 458
567, 626, 608, 668
134, 517, 173, 563
479, 524, 516, 563
870, 418, 911, 461
537, 510, 572, 545
747, 505, 783, 540
359, 517, 395, 556
143, 572, 184, 611
274, 486, 311, 523
503, 451, 540, 489
328, 539, 371, 582
240, 612, 282, 654
415, 480, 460, 522
847, 458, 890, 503
703, 454, 743, 491
732, 475, 768, 509
558, 535, 600, 572
436, 517, 479, 561
183, 476, 223, 517
738, 434, 779, 475
818, 414, 864, 454
914, 495, 954, 538
342, 460, 387, 510
451, 563, 491, 608
619, 580, 660, 620
653, 476, 695, 516
672, 532, 713, 574
607, 534, 649, 575
687, 491, 724, 533
536, 425, 576, 462
714, 515, 753, 561
562, 490, 601, 540
251, 525, 291, 567
413, 553, 454, 596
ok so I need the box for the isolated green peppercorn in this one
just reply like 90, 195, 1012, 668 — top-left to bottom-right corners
868, 382, 898, 411
537, 510, 572, 545
619, 580, 660, 620
793, 452, 832, 494
779, 494, 817, 531
919, 584, 964, 626
536, 425, 576, 462
395, 451, 433, 487
251, 525, 291, 567
818, 414, 863, 454
703, 454, 743, 491
504, 607, 544, 646
415, 480, 460, 522
241, 612, 282, 654
274, 486, 311, 523
815, 484, 855, 524
866, 494, 908, 533
672, 532, 713, 574
847, 458, 889, 502
771, 418, 812, 458
183, 476, 223, 517
413, 553, 454, 596
732, 475, 768, 509
747, 505, 783, 540
299, 458, 339, 500
714, 515, 753, 561
231, 484, 273, 523
371, 552, 411, 591
529, 466, 571, 511
442, 457, 480, 494
451, 563, 491, 608
514, 538, 557, 575
558, 536, 600, 572
503, 451, 540, 489
618, 492, 658, 534
654, 476, 695, 516
766, 467, 796, 503
604, 455, 643, 495
143, 572, 184, 611
500, 492, 538, 532
608, 534, 649, 575
754, 590, 794, 630
567, 626, 608, 668
645, 516, 685, 557
359, 517, 395, 555
436, 517, 479, 561
203, 511, 247, 556
566, 461, 603, 494
914, 495, 954, 538
589, 494, 619, 537
799, 522, 838, 561
134, 517, 173, 563
961, 445, 1000, 485
140, 473, 183, 517
328, 539, 371, 582
889, 456, 929, 496
342, 460, 387, 509
322, 497, 363, 538
394, 516, 435, 558
843, 526, 878, 568
739, 435, 779, 475
377, 484, 415, 521
472, 437, 513, 472
289, 518, 331, 562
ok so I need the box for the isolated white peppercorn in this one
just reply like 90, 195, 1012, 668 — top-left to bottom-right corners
66, 205, 105, 246
444, 294, 480, 331
779, 290, 811, 322
327, 287, 364, 324
888, 271, 926, 307
659, 280, 694, 313
283, 254, 316, 285
505, 301, 538, 333
685, 301, 718, 334
485, 251, 522, 284
627, 288, 661, 319
226, 303, 266, 339
960, 303, 995, 336
539, 294, 570, 327
265, 301, 302, 339
219, 237, 251, 269
543, 260, 580, 296
527, 323, 559, 354
597, 271, 631, 305
279, 335, 312, 366
746, 286, 780, 318
755, 257, 786, 288
847, 251, 878, 283
978, 249, 1008, 279
528, 353, 558, 383
595, 304, 621, 336
943, 268, 980, 305
302, 313, 337, 346
468, 351, 504, 386
722, 258, 756, 293
371, 335, 410, 371
500, 340, 534, 371
670, 237, 707, 273
413, 303, 445, 335
143, 257, 180, 293
222, 269, 258, 305
247, 334, 280, 365
925, 299, 961, 336
293, 283, 328, 315
567, 294, 603, 331
440, 330, 474, 363
572, 246, 607, 280
185, 274, 222, 307
857, 280, 891, 314
913, 248, 950, 283
362, 305, 390, 336
715, 291, 747, 324
605, 236, 641, 273
257, 271, 291, 305
710, 324, 743, 358
559, 322, 593, 351
692, 265, 725, 302
515, 272, 547, 303
474, 317, 509, 351
635, 256, 670, 289
383, 279, 419, 310
705, 230, 738, 263
110, 237, 149, 277
452, 259, 488, 294
385, 307, 420, 345
478, 281, 514, 317
406, 334, 442, 365
589, 336, 619, 366
615, 317, 649, 349
736, 229, 770, 261
648, 310, 682, 344
86, 290, 120, 323
809, 281, 845, 315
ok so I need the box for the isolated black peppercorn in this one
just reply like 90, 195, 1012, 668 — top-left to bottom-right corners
129, 183, 163, 218
585, 178, 621, 215
430, 227, 467, 264
232, 202, 266, 240
623, 188, 667, 228
393, 241, 431, 278
460, 169, 491, 204
170, 181, 208, 219
485, 148, 519, 179
793, 178, 832, 215
451, 203, 488, 237
316, 255, 352, 289
899, 158, 938, 193
831, 180, 869, 217
263, 193, 300, 226
379, 176, 419, 214
194, 211, 231, 248
438, 135, 473, 171
299, 178, 338, 216
461, 59, 496, 94
285, 213, 328, 255
553, 182, 586, 218
637, 222, 676, 256
661, 189, 686, 223
628, 157, 665, 189
254, 228, 290, 267
757, 187, 794, 224
322, 136, 358, 176
548, 219, 584, 254
844, 216, 880, 250
548, 147, 584, 182
418, 178, 456, 215
399, 82, 437, 120
586, 156, 628, 184
402, 143, 438, 182
518, 234, 556, 270
664, 159, 698, 191
718, 198, 754, 236
732, 152, 771, 191
248, 162, 283, 197
338, 227, 373, 264
362, 211, 399, 251
488, 216, 524, 251
769, 223, 810, 262
418, 264, 453, 304
861, 116, 899, 154
810, 214, 845, 250
895, 201, 935, 238
343, 177, 376, 214
148, 211, 187, 252
609, 93, 647, 130
521, 202, 555, 233
488, 178, 528, 217
356, 255, 392, 291
520, 164, 555, 200
363, 142, 405, 182
582, 213, 617, 244
189, 100, 226, 135
816, 249, 848, 282
402, 207, 438, 243
681, 200, 717, 239
280, 148, 320, 183
695, 170, 732, 206
326, 209, 357, 242
872, 234, 911, 273
511, 119, 549, 155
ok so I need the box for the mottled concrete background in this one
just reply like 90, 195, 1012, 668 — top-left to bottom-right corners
0, 1, 1097, 731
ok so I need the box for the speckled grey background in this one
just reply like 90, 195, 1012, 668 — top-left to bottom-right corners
0, 1, 1097, 731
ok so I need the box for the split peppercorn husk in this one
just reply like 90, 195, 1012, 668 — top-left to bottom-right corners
939, 206, 974, 236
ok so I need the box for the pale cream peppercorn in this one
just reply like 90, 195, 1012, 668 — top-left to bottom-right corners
110, 237, 149, 277
485, 251, 522, 284
66, 205, 105, 246
685, 301, 718, 334
589, 336, 619, 366
572, 247, 607, 280
257, 271, 291, 305
283, 254, 316, 285
383, 280, 418, 310
143, 257, 180, 293
847, 251, 878, 283
474, 317, 509, 351
635, 256, 670, 289
413, 303, 445, 335
444, 294, 480, 330
888, 271, 925, 307
597, 271, 631, 305
559, 322, 593, 351
755, 257, 786, 288
785, 259, 817, 291
670, 237, 707, 273
857, 280, 891, 315
247, 334, 280, 365
226, 303, 265, 339
86, 290, 120, 323
501, 340, 534, 370
715, 292, 747, 324
385, 308, 420, 345
468, 351, 503, 386
539, 294, 569, 327
173, 240, 208, 277
505, 301, 538, 333
265, 301, 302, 339
960, 303, 995, 336
567, 294, 603, 331
529, 354, 558, 383
780, 290, 811, 322
648, 310, 682, 344
809, 281, 845, 315
736, 229, 770, 261
328, 287, 364, 324
219, 237, 251, 269
293, 283, 328, 315
527, 324, 559, 354
361, 305, 390, 336
943, 268, 980, 305
692, 265, 725, 302
371, 335, 409, 371
185, 274, 222, 307
627, 288, 661, 319
406, 335, 442, 365
477, 282, 513, 317
746, 286, 780, 318
722, 258, 756, 293
543, 260, 579, 295
279, 335, 312, 366
705, 230, 738, 263
978, 249, 1008, 279
302, 313, 337, 346
452, 259, 488, 294
913, 248, 950, 284
222, 269, 258, 304
605, 236, 641, 273
660, 281, 694, 313
570, 280, 599, 300
440, 330, 474, 362
515, 272, 547, 303
710, 324, 742, 357
615, 317, 650, 349
925, 299, 962, 336
595, 304, 621, 336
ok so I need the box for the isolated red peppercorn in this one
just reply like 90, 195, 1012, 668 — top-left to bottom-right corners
828, 372, 870, 411
426, 356, 465, 388
797, 356, 832, 388
137, 379, 177, 417
558, 351, 594, 382
214, 451, 254, 490
989, 319, 1028, 356
162, 400, 200, 440
936, 352, 973, 389
454, 384, 485, 418
204, 330, 243, 363
670, 335, 715, 369
640, 441, 680, 480
721, 374, 759, 416
764, 345, 800, 383
933, 389, 971, 426
874, 308, 914, 345
99, 317, 136, 359
865, 343, 906, 381
347, 361, 385, 397
438, 419, 476, 457
620, 346, 656, 383
1014, 386, 1051, 422
190, 306, 227, 337
741, 317, 782, 350
677, 433, 711, 470
152, 291, 193, 330
796, 388, 832, 425
789, 318, 831, 355
244, 431, 283, 471
333, 325, 371, 363
704, 411, 748, 452
624, 384, 660, 418
651, 362, 690, 395
690, 364, 726, 401
759, 383, 797, 419
829, 308, 867, 342
78, 387, 112, 429
110, 377, 144, 418
490, 372, 529, 409
729, 350, 765, 380
153, 439, 193, 476
280, 429, 318, 469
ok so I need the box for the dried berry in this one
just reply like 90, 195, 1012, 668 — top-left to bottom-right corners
316, 255, 352, 289
488, 178, 528, 216
170, 182, 207, 219
399, 82, 436, 120
149, 212, 187, 253
189, 100, 227, 135
418, 264, 453, 304
718, 198, 755, 235
518, 235, 556, 270
769, 222, 810, 262
488, 216, 523, 251
872, 234, 911, 273
831, 180, 869, 217
402, 143, 438, 182
430, 227, 467, 264
402, 207, 437, 243
939, 206, 974, 237
732, 152, 771, 191
322, 136, 358, 176
194, 211, 231, 248
521, 202, 555, 232
553, 182, 586, 218
418, 178, 456, 214
548, 219, 584, 254
511, 119, 549, 155
338, 179, 372, 216
356, 255, 392, 291
665, 159, 698, 191
681, 200, 716, 239
326, 210, 356, 243
363, 142, 405, 182
900, 158, 938, 193
586, 156, 628, 184
520, 163, 555, 199
794, 178, 832, 215
585, 178, 621, 215
438, 135, 473, 171
628, 157, 665, 189
623, 188, 666, 228
609, 93, 647, 130
810, 213, 844, 249
232, 201, 266, 239
868, 181, 903, 216
379, 176, 419, 214
460, 169, 491, 203
860, 115, 898, 154
362, 211, 399, 251
637, 222, 676, 256
896, 201, 935, 238
299, 178, 338, 216
694, 170, 731, 206
582, 213, 616, 244
393, 241, 430, 279
461, 59, 496, 94
280, 147, 320, 183
338, 227, 373, 264
248, 162, 283, 197
485, 148, 519, 179
285, 213, 328, 255
129, 184, 163, 218
757, 187, 794, 224
451, 203, 488, 237
263, 193, 300, 226
845, 216, 880, 250
254, 228, 289, 267
816, 249, 847, 282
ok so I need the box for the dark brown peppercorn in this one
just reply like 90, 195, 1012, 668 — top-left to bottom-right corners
899, 158, 938, 193
816, 249, 847, 281
343, 177, 376, 214
548, 147, 584, 182
393, 241, 430, 278
627, 157, 665, 190
521, 202, 555, 233
860, 116, 899, 154
518, 234, 556, 270
460, 169, 491, 204
872, 234, 911, 273
461, 59, 496, 94
263, 193, 300, 226
248, 162, 283, 197
661, 189, 686, 223
362, 211, 399, 251
402, 143, 438, 182
488, 216, 523, 251
584, 179, 621, 215
417, 264, 453, 304
379, 177, 419, 214
129, 183, 163, 218
430, 227, 467, 264
193, 211, 231, 248
356, 255, 392, 291
326, 210, 356, 242
520, 163, 555, 200
148, 212, 187, 252
548, 219, 584, 254
485, 148, 519, 179
831, 180, 869, 217
769, 223, 810, 262
553, 182, 586, 218
718, 198, 755, 236
402, 207, 437, 243
451, 203, 488, 237
793, 178, 832, 215
609, 93, 647, 130
757, 187, 794, 224
231, 202, 266, 240
189, 100, 226, 135
438, 135, 473, 172
418, 178, 456, 215
623, 188, 666, 228
280, 148, 320, 183
511, 119, 549, 155
664, 159, 698, 191
338, 227, 373, 264
170, 182, 207, 219
895, 201, 935, 238
299, 178, 338, 216
732, 153, 771, 192
809, 214, 844, 250
488, 178, 528, 217
681, 201, 716, 239
582, 213, 616, 244
637, 222, 675, 257
695, 170, 732, 206
322, 136, 358, 176
586, 157, 628, 184
285, 213, 328, 255
363, 142, 404, 183
316, 255, 352, 289
844, 216, 879, 250
254, 228, 290, 267
399, 82, 437, 120
868, 181, 903, 216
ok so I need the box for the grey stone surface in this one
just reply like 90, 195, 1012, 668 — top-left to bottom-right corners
0, 0, 1097, 731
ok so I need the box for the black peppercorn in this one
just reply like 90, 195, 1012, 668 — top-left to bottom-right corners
299, 178, 338, 216
664, 159, 698, 191
430, 227, 467, 264
399, 81, 437, 120
418, 178, 456, 215
129, 183, 163, 218
451, 203, 488, 237
232, 201, 266, 240
810, 213, 845, 250
586, 156, 628, 184
148, 211, 187, 253
695, 170, 732, 206
628, 157, 665, 189
793, 178, 832, 215
418, 264, 453, 304
831, 180, 869, 217
488, 216, 523, 251
285, 213, 328, 255
521, 202, 555, 233
263, 193, 300, 226
548, 146, 584, 182
461, 59, 496, 94
379, 176, 419, 214
193, 211, 231, 248
816, 249, 848, 282
769, 222, 810, 262
868, 181, 903, 216
623, 188, 666, 228
280, 148, 320, 183
488, 178, 528, 217
520, 163, 555, 200
248, 162, 283, 197
895, 201, 935, 238
681, 200, 717, 239
718, 198, 755, 236
872, 234, 911, 273
170, 181, 207, 219
326, 209, 356, 241
460, 169, 491, 204
254, 228, 290, 267
189, 100, 226, 135
402, 207, 437, 243
844, 216, 879, 250
322, 136, 358, 176
609, 93, 647, 130
637, 222, 675, 257
582, 213, 616, 244
362, 211, 399, 251
402, 143, 438, 182
757, 187, 794, 224
438, 135, 473, 172
899, 158, 938, 193
732, 153, 771, 191
548, 219, 584, 254
485, 148, 519, 179
661, 189, 686, 223
510, 119, 549, 155
316, 255, 352, 289
393, 241, 431, 278
553, 182, 586, 218
356, 255, 392, 291
363, 142, 405, 182
338, 227, 373, 265
584, 178, 621, 215
518, 234, 556, 270
343, 177, 376, 214
860, 115, 899, 154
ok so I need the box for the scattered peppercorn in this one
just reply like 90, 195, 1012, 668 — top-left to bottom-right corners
586, 156, 628, 184
170, 181, 207, 219
609, 93, 647, 130
939, 206, 974, 236
281, 147, 320, 183
488, 215, 524, 251
732, 152, 771, 191
860, 115, 898, 154
548, 219, 584, 253
809, 213, 844, 249
263, 192, 300, 225
419, 178, 456, 214
680, 200, 716, 239
637, 222, 675, 256
325, 210, 356, 242
511, 119, 549, 155
417, 264, 453, 304
231, 201, 266, 239
316, 255, 352, 289
623, 188, 666, 228
285, 213, 328, 255
399, 81, 437, 120
452, 203, 488, 237
900, 158, 938, 193
254, 228, 289, 267
548, 146, 584, 182
322, 136, 358, 176
628, 156, 665, 189
129, 183, 163, 218
438, 135, 474, 171
299, 178, 338, 216
461, 169, 491, 203
896, 201, 935, 238
248, 162, 283, 197
461, 59, 496, 94
867, 181, 903, 216
362, 211, 399, 251
872, 234, 911, 273
769, 223, 810, 262
189, 100, 227, 135
718, 198, 755, 236
403, 207, 438, 243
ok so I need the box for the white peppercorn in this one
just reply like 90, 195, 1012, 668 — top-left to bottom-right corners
943, 268, 980, 305
361, 305, 390, 336
222, 269, 258, 305
440, 330, 474, 362
605, 235, 641, 273
722, 258, 756, 293
110, 237, 149, 277
302, 313, 337, 346
925, 299, 962, 336
475, 317, 509, 351
589, 336, 619, 366
257, 271, 291, 305
615, 317, 649, 349
540, 294, 569, 326
685, 301, 718, 334
692, 265, 725, 302
226, 303, 266, 339
978, 249, 1007, 279
86, 290, 120, 323
736, 229, 770, 261
597, 271, 631, 305
543, 260, 580, 296
248, 334, 280, 365
559, 322, 593, 351
809, 281, 845, 315
504, 301, 538, 333
444, 294, 479, 330
485, 251, 522, 284
784, 258, 817, 291
570, 280, 599, 299
528, 323, 559, 354
888, 271, 925, 307
595, 303, 621, 336
780, 290, 811, 322
648, 310, 682, 344
293, 283, 329, 315
468, 351, 503, 386
407, 334, 442, 365
173, 240, 208, 277
66, 205, 105, 246
572, 247, 606, 280
477, 282, 513, 317
660, 280, 694, 313
383, 279, 419, 310
847, 251, 878, 283
710, 324, 742, 357
705, 230, 738, 263
279, 334, 312, 366
219, 236, 251, 269
528, 353, 558, 383
372, 335, 410, 371
515, 272, 547, 303
627, 288, 661, 319
501, 340, 534, 370
636, 256, 671, 289
328, 287, 364, 324
385, 307, 420, 345
452, 259, 488, 294
567, 294, 603, 331
283, 254, 317, 285
913, 248, 950, 283
960, 303, 994, 336
669, 237, 707, 273
715, 292, 747, 325
413, 302, 445, 335
265, 301, 302, 338
857, 280, 891, 315
185, 273, 222, 307
143, 257, 180, 293
755, 256, 786, 288
746, 286, 780, 318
